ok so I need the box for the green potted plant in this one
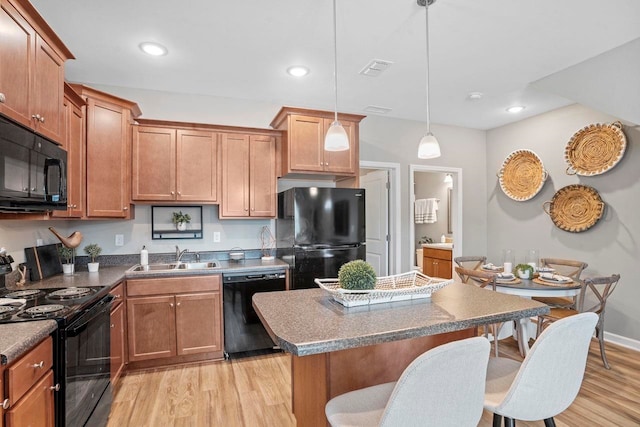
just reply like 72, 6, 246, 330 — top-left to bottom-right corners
58, 245, 76, 275
172, 211, 191, 231
84, 243, 102, 273
515, 263, 534, 279
338, 260, 377, 290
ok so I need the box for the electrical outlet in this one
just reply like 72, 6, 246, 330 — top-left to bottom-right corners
115, 234, 124, 246
213, 232, 221, 243
36, 239, 44, 246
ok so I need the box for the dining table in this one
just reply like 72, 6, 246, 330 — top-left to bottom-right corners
492, 274, 581, 356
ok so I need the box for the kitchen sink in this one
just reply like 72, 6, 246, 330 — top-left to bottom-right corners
128, 261, 220, 273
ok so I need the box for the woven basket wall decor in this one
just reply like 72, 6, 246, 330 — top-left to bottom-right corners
498, 149, 548, 201
565, 121, 626, 176
543, 185, 605, 233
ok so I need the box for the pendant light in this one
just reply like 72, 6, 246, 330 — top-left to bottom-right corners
324, 0, 349, 151
417, 0, 441, 159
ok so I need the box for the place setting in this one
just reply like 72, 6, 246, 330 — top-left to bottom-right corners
533, 272, 574, 287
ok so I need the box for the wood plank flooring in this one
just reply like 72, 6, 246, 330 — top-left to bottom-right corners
107, 338, 640, 426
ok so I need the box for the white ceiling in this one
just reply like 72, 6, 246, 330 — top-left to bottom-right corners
31, 0, 640, 130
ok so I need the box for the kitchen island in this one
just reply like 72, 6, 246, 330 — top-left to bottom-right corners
253, 282, 549, 427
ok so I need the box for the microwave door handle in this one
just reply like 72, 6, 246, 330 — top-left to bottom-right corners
44, 158, 61, 196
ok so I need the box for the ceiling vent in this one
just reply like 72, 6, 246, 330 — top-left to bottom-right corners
359, 59, 393, 77
364, 105, 392, 114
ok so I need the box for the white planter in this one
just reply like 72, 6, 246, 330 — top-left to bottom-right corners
62, 264, 75, 275
176, 222, 187, 231
88, 262, 100, 273
517, 269, 531, 279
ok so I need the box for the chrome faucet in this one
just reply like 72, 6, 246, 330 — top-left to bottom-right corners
194, 251, 201, 262
175, 245, 189, 262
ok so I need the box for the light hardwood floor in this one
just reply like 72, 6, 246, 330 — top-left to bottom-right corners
107, 338, 640, 427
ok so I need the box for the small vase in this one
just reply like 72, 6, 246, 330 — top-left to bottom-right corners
176, 222, 187, 231
517, 270, 531, 279
88, 262, 100, 273
62, 264, 75, 275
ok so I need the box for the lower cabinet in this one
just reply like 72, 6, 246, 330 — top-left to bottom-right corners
2, 337, 56, 427
110, 282, 125, 385
126, 275, 223, 367
423, 248, 453, 279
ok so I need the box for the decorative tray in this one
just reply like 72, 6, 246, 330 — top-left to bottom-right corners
498, 149, 548, 201
565, 122, 626, 176
314, 271, 453, 307
543, 184, 605, 233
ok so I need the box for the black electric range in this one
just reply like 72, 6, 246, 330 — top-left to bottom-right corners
0, 285, 113, 427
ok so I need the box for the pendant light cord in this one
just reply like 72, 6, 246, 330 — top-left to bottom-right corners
424, 0, 431, 134
332, 0, 339, 123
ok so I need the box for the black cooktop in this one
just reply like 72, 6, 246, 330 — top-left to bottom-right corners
0, 286, 111, 325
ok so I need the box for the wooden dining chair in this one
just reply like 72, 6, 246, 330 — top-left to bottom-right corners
537, 274, 620, 369
453, 256, 487, 271
455, 266, 504, 356
534, 258, 588, 308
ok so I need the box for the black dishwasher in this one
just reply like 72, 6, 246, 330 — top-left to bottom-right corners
222, 269, 286, 358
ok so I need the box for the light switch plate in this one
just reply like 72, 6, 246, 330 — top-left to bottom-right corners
213, 232, 221, 243
115, 234, 124, 246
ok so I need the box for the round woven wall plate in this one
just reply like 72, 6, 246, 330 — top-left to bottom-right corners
498, 149, 548, 201
565, 122, 626, 176
543, 185, 605, 233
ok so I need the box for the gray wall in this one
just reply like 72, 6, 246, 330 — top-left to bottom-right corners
486, 103, 640, 341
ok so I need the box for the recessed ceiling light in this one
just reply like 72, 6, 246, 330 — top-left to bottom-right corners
467, 92, 483, 101
287, 66, 310, 77
506, 105, 525, 113
139, 42, 168, 56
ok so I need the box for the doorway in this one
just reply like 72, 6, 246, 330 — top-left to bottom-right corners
360, 161, 401, 275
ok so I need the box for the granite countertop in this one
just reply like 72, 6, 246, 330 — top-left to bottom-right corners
421, 243, 453, 250
0, 321, 57, 365
253, 282, 549, 356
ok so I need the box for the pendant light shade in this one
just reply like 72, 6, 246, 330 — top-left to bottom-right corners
324, 0, 349, 152
417, 0, 440, 159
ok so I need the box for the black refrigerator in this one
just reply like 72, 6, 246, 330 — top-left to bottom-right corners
276, 187, 366, 289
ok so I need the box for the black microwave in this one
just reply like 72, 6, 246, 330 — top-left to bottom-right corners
0, 116, 67, 212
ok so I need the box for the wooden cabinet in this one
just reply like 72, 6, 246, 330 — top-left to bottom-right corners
132, 125, 218, 202
73, 85, 141, 218
270, 107, 365, 177
110, 282, 125, 386
0, 0, 73, 144
220, 133, 276, 218
126, 275, 223, 367
52, 83, 85, 218
3, 337, 55, 427
423, 248, 453, 279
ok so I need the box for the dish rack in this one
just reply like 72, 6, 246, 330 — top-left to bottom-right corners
315, 271, 453, 307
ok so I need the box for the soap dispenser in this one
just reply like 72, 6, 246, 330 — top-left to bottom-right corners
140, 245, 148, 266
440, 234, 446, 243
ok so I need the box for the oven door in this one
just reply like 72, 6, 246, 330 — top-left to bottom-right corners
60, 296, 112, 427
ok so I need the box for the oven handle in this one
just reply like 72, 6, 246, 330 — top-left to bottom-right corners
67, 295, 114, 336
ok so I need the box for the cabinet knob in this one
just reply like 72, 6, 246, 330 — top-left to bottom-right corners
73, 204, 78, 208
170, 191, 175, 195
110, 324, 115, 328
39, 116, 45, 123
32, 361, 44, 369
50, 384, 60, 392
176, 302, 181, 307
177, 191, 181, 196
123, 206, 128, 211
325, 163, 329, 166
31, 187, 36, 192
2, 398, 9, 410
0, 93, 6, 103
169, 303, 174, 307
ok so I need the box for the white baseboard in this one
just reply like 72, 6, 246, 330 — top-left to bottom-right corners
604, 331, 640, 352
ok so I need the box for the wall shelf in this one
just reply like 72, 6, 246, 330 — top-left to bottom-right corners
151, 206, 203, 240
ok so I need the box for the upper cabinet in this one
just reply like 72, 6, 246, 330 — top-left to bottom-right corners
270, 107, 365, 177
0, 0, 74, 144
72, 85, 141, 219
220, 133, 276, 218
132, 123, 218, 203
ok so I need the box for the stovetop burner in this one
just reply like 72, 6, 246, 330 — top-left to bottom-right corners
0, 305, 18, 319
19, 304, 65, 319
47, 287, 93, 300
4, 289, 44, 300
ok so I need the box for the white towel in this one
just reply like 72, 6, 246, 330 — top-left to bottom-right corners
415, 199, 427, 224
425, 198, 438, 223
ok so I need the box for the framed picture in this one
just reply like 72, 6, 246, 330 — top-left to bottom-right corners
151, 206, 203, 239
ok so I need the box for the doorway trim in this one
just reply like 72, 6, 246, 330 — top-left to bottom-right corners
360, 160, 401, 274
409, 165, 463, 268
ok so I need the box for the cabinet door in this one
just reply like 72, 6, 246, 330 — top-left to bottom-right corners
5, 370, 55, 427
289, 115, 324, 172
132, 126, 176, 201
249, 135, 276, 217
32, 35, 64, 143
175, 292, 222, 356
323, 119, 357, 175
0, 0, 34, 129
423, 256, 436, 277
127, 295, 176, 362
86, 98, 132, 217
110, 301, 125, 385
220, 133, 249, 217
436, 259, 452, 279
176, 129, 217, 202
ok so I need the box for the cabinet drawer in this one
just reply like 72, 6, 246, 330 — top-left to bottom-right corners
127, 275, 221, 296
110, 282, 125, 306
423, 248, 452, 261
7, 337, 53, 405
